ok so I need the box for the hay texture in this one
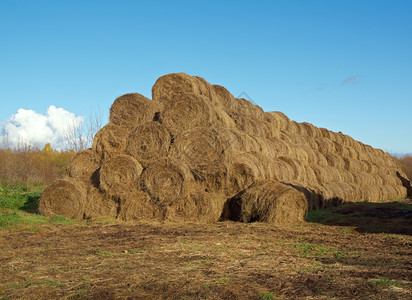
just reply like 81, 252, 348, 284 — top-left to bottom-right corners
126, 122, 171, 166
227, 180, 308, 224
140, 158, 194, 208
109, 93, 159, 129
39, 72, 408, 224
66, 149, 100, 185
39, 179, 86, 220
99, 154, 143, 197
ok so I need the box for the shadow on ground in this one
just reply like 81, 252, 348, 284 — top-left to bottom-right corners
306, 199, 412, 235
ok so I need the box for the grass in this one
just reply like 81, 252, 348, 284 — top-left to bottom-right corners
371, 278, 405, 288
0, 184, 43, 212
0, 184, 80, 229
258, 292, 278, 299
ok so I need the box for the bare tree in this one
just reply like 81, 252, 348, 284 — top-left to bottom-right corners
63, 107, 105, 152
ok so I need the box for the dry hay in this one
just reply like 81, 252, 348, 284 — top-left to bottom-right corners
228, 112, 271, 139
109, 93, 159, 129
230, 180, 308, 224
211, 84, 236, 111
140, 158, 194, 207
315, 137, 336, 155
126, 121, 171, 166
39, 179, 86, 220
92, 122, 128, 162
160, 93, 215, 135
343, 157, 369, 173
265, 111, 290, 130
225, 151, 271, 197
39, 72, 409, 223
233, 97, 265, 120
66, 149, 100, 185
311, 165, 343, 184
300, 122, 322, 138
152, 73, 214, 103
117, 191, 164, 222
325, 153, 346, 169
167, 191, 227, 223
83, 187, 118, 220
99, 154, 143, 197
169, 127, 228, 192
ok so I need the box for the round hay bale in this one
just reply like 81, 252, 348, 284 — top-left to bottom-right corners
362, 186, 382, 202
325, 153, 346, 169
339, 169, 356, 183
305, 148, 328, 166
265, 111, 290, 130
161, 93, 215, 135
225, 151, 270, 197
322, 182, 347, 203
152, 73, 213, 103
140, 158, 194, 207
83, 187, 118, 220
319, 127, 332, 139
270, 158, 295, 182
315, 137, 336, 155
228, 112, 269, 139
125, 121, 171, 166
39, 179, 86, 219
168, 191, 227, 223
109, 93, 158, 129
232, 180, 308, 224
212, 84, 236, 111
169, 127, 228, 192
215, 108, 237, 129
92, 122, 128, 162
66, 149, 100, 185
99, 154, 143, 197
117, 191, 164, 222
333, 142, 350, 157
352, 172, 377, 186
300, 122, 322, 138
193, 75, 217, 104
343, 157, 368, 173
235, 97, 265, 120
311, 165, 342, 184
286, 120, 301, 135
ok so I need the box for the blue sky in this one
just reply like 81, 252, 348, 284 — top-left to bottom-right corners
0, 0, 411, 153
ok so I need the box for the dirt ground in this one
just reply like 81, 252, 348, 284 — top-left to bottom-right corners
1, 202, 411, 299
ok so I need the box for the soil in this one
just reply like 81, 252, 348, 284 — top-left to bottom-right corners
1, 205, 411, 300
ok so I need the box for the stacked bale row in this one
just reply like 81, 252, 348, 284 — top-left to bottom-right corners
39, 73, 410, 224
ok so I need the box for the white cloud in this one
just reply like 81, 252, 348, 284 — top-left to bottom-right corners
0, 106, 84, 150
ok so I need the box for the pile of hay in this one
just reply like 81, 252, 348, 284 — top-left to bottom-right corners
39, 73, 411, 224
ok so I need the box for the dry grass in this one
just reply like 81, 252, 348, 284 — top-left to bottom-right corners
0, 210, 411, 299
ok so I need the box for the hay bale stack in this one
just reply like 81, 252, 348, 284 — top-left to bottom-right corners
39, 72, 408, 224
39, 179, 86, 219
